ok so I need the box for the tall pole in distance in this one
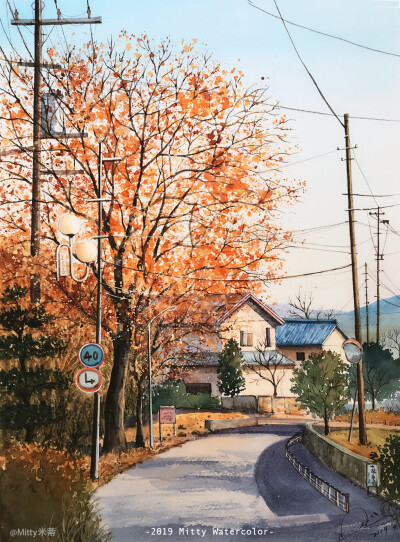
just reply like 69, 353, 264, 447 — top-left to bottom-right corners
344, 113, 367, 445
30, 0, 43, 303
148, 306, 176, 449
90, 141, 103, 482
376, 207, 381, 344
148, 321, 154, 449
365, 263, 370, 344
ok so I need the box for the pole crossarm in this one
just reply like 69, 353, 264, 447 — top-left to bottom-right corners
17, 61, 61, 69
11, 17, 102, 26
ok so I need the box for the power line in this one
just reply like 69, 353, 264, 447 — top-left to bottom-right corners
271, 0, 344, 127
248, 0, 400, 59
102, 258, 352, 282
265, 102, 400, 123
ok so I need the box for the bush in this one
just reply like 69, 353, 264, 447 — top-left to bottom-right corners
149, 380, 220, 414
57, 493, 112, 542
371, 433, 400, 502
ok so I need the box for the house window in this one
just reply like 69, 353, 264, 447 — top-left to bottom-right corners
265, 327, 271, 347
296, 352, 305, 362
240, 331, 253, 347
186, 383, 211, 395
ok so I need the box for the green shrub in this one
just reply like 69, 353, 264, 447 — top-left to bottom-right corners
371, 433, 400, 502
149, 380, 220, 413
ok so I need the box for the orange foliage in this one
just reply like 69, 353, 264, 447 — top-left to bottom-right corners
0, 34, 303, 450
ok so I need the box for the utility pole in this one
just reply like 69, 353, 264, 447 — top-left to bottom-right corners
343, 113, 367, 445
368, 208, 389, 343
11, 2, 101, 303
365, 263, 370, 344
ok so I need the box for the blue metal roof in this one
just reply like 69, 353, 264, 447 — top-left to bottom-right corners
276, 319, 343, 346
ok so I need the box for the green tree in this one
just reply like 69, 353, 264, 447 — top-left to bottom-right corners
0, 285, 68, 442
348, 343, 400, 410
290, 350, 348, 435
371, 433, 400, 502
217, 339, 245, 397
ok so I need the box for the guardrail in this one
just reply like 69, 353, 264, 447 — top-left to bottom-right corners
286, 433, 350, 513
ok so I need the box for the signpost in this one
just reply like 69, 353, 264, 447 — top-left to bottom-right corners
75, 343, 104, 394
159, 406, 177, 441
76, 368, 102, 393
367, 463, 380, 495
79, 343, 104, 368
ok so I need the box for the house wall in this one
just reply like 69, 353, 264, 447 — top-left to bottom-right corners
277, 345, 323, 366
242, 366, 295, 397
323, 329, 347, 359
180, 367, 219, 396
222, 302, 277, 350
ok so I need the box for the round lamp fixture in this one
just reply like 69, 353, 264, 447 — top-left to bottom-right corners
75, 241, 97, 263
58, 214, 82, 237
342, 338, 363, 365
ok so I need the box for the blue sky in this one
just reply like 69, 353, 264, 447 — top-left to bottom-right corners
2, 0, 400, 311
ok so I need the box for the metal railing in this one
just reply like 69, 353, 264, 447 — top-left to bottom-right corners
286, 433, 350, 513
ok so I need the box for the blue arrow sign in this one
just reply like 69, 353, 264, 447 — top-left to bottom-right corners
79, 343, 104, 368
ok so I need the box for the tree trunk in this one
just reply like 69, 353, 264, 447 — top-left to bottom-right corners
103, 328, 131, 454
371, 393, 376, 411
25, 424, 35, 443
135, 380, 145, 448
324, 408, 329, 435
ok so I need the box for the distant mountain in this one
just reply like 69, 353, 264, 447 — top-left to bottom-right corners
273, 296, 400, 339
336, 295, 400, 338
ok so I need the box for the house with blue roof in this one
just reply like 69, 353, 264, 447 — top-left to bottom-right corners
276, 319, 348, 366
180, 293, 348, 400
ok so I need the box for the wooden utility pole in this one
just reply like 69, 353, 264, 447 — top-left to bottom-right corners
365, 263, 370, 344
368, 208, 389, 343
344, 113, 367, 445
11, 2, 101, 303
30, 0, 43, 303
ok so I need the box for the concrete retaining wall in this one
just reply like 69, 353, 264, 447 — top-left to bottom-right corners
221, 396, 258, 413
303, 423, 372, 487
204, 416, 258, 431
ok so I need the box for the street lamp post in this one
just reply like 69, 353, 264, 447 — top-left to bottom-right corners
86, 141, 121, 481
56, 214, 99, 478
342, 338, 365, 443
148, 306, 176, 449
56, 141, 121, 482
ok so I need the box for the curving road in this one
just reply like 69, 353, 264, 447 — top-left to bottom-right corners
95, 424, 399, 542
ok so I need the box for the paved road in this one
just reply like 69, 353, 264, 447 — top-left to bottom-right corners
95, 424, 399, 542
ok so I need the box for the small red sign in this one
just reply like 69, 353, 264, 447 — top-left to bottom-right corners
159, 406, 176, 424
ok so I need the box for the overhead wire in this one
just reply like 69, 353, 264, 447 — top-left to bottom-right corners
264, 102, 400, 123
271, 0, 344, 128
102, 257, 352, 282
248, 0, 400, 59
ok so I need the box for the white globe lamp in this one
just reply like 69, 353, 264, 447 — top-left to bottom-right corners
75, 241, 97, 263
58, 214, 82, 237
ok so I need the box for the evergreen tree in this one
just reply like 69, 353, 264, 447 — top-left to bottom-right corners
217, 339, 245, 397
0, 285, 68, 442
348, 342, 400, 410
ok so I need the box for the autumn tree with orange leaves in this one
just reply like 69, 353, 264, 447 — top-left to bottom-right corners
0, 34, 302, 452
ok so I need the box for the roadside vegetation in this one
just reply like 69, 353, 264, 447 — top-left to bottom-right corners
0, 410, 245, 539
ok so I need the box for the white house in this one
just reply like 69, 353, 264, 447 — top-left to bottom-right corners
179, 293, 348, 398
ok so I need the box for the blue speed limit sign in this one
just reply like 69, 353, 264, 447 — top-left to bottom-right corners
79, 343, 104, 368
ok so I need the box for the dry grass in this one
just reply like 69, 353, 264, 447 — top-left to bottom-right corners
328, 428, 399, 458
334, 408, 400, 426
